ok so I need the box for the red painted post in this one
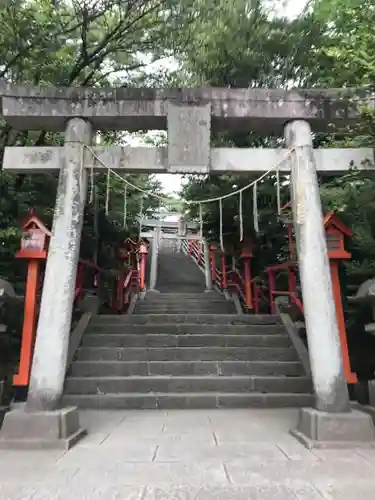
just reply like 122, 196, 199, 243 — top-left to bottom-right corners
198, 241, 202, 264
209, 244, 216, 283
13, 260, 41, 387
188, 240, 193, 256
240, 241, 254, 310
267, 269, 276, 314
243, 259, 253, 309
330, 260, 357, 384
139, 242, 148, 291
194, 240, 199, 259
253, 282, 260, 314
220, 251, 227, 290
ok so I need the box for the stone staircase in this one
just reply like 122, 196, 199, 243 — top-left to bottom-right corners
133, 292, 237, 315
63, 288, 313, 409
156, 247, 207, 293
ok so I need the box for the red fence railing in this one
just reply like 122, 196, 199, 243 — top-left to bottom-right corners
183, 238, 269, 313
265, 262, 303, 315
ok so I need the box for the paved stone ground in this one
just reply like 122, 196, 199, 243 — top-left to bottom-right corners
1, 408, 375, 499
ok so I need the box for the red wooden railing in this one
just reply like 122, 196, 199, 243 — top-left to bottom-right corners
75, 259, 101, 303
183, 238, 268, 313
75, 255, 140, 315
114, 268, 139, 313
265, 262, 303, 315
185, 239, 227, 291
118, 237, 149, 307
185, 235, 303, 315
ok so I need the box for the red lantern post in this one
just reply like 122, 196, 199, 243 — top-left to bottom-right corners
240, 240, 254, 310
209, 244, 217, 283
139, 241, 148, 291
219, 249, 227, 290
324, 212, 357, 384
13, 210, 51, 388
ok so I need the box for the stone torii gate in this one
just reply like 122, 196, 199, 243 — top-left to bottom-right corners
0, 84, 374, 449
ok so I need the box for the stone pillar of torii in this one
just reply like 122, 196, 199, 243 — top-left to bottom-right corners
0, 84, 374, 449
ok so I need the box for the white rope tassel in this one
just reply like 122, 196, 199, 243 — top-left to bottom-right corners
83, 144, 292, 206
253, 182, 259, 234
239, 190, 244, 242
123, 182, 128, 229
219, 198, 224, 251
139, 196, 144, 239
294, 150, 305, 224
89, 166, 94, 204
79, 143, 86, 205
276, 162, 281, 215
84, 143, 293, 207
199, 203, 203, 239
105, 168, 110, 216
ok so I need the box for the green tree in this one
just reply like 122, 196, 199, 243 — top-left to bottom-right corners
0, 0, 204, 283
178, 0, 375, 280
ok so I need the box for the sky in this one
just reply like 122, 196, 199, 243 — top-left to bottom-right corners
144, 0, 310, 198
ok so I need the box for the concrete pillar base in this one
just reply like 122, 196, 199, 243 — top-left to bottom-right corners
0, 406, 86, 450
80, 294, 100, 313
290, 407, 375, 449
0, 406, 7, 428
368, 380, 375, 407
351, 401, 375, 425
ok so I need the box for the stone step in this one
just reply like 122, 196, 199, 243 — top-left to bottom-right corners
133, 307, 235, 316
146, 292, 220, 296
88, 324, 285, 335
135, 306, 233, 312
70, 360, 304, 377
138, 301, 232, 308
64, 375, 312, 395
133, 304, 237, 311
139, 294, 229, 299
93, 314, 282, 325
134, 302, 236, 308
76, 346, 298, 362
154, 287, 207, 293
62, 392, 313, 409
141, 295, 229, 303
82, 333, 290, 348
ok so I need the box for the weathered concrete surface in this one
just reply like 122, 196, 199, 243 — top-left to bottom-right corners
203, 239, 213, 291
4, 145, 374, 174
1, 409, 375, 499
167, 101, 211, 173
0, 407, 86, 450
140, 231, 201, 240
369, 381, 375, 408
149, 227, 160, 291
27, 118, 92, 412
285, 120, 350, 414
155, 249, 206, 294
291, 408, 375, 449
1, 83, 373, 134
140, 218, 198, 230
